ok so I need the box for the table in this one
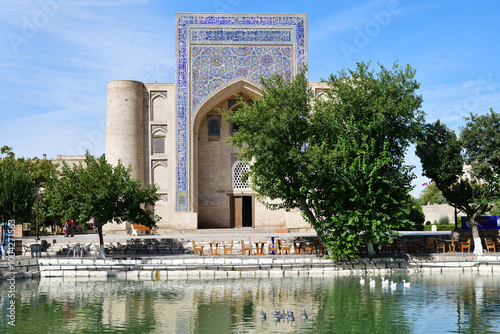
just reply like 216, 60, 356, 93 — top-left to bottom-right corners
444, 240, 456, 253
209, 242, 219, 256
30, 244, 42, 258
254, 242, 265, 255
293, 241, 303, 255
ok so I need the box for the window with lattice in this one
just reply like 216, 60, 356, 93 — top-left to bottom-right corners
153, 136, 165, 154
233, 161, 250, 188
207, 117, 220, 137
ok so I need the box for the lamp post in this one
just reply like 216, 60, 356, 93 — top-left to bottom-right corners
35, 187, 45, 241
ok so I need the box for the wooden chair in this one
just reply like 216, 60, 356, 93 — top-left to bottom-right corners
277, 239, 291, 255
381, 242, 393, 254
392, 239, 405, 253
484, 238, 496, 252
425, 238, 437, 253
223, 240, 233, 255
436, 240, 446, 253
241, 240, 252, 255
495, 238, 500, 251
313, 238, 325, 254
192, 241, 204, 256
460, 238, 471, 252
268, 242, 280, 255
304, 242, 314, 254
293, 241, 303, 255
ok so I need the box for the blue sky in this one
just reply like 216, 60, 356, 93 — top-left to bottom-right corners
1, 0, 499, 197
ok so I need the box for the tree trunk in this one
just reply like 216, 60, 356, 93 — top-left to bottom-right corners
299, 196, 316, 225
97, 224, 106, 258
470, 211, 483, 255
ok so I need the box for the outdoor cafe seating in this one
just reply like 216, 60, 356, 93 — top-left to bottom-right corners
484, 237, 497, 252
192, 241, 204, 256
223, 240, 233, 255
277, 239, 291, 255
66, 243, 92, 257
459, 238, 471, 252
241, 240, 252, 255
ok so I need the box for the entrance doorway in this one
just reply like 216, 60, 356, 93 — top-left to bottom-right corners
231, 196, 253, 228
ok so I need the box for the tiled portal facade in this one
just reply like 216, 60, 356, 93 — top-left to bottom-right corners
105, 13, 326, 232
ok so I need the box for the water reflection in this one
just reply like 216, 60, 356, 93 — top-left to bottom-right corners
1, 271, 500, 333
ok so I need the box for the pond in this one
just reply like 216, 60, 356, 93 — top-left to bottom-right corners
1, 271, 500, 333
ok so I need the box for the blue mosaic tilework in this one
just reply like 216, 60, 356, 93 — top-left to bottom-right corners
191, 45, 293, 111
190, 28, 292, 44
175, 13, 307, 211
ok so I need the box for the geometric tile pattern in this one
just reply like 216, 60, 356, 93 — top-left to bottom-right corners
175, 13, 307, 211
191, 45, 293, 111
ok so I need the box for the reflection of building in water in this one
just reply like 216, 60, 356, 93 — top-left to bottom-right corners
34, 276, 325, 332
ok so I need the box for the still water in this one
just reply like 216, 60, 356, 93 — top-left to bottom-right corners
1, 271, 500, 333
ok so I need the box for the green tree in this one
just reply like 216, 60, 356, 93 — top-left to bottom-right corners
0, 146, 34, 222
416, 111, 500, 254
418, 182, 446, 205
42, 152, 160, 257
225, 63, 425, 259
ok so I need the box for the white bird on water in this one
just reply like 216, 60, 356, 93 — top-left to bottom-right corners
390, 281, 397, 289
369, 278, 376, 287
381, 277, 389, 286
402, 279, 411, 288
360, 277, 365, 285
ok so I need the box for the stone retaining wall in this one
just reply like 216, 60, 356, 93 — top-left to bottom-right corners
2, 255, 499, 281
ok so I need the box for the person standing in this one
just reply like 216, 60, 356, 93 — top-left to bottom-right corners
64, 220, 70, 237
69, 218, 75, 237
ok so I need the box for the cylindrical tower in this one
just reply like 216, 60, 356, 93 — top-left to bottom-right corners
105, 80, 145, 181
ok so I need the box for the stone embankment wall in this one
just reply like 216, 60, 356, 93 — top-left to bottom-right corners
3, 255, 500, 281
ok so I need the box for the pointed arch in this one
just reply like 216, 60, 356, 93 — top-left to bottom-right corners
151, 94, 167, 122
192, 78, 262, 132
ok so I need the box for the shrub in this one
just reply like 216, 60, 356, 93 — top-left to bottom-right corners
438, 215, 450, 225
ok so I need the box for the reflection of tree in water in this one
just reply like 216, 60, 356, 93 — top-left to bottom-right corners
306, 276, 415, 333
453, 276, 500, 333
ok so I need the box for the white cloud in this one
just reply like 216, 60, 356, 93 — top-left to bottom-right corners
0, 0, 175, 158
421, 75, 500, 129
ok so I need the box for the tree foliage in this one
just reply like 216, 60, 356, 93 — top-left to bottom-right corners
42, 152, 160, 257
418, 182, 446, 205
0, 152, 34, 222
225, 63, 425, 259
416, 110, 500, 254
